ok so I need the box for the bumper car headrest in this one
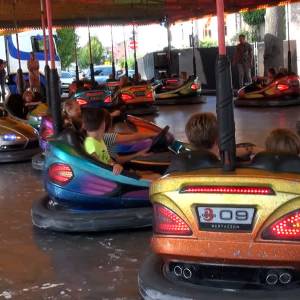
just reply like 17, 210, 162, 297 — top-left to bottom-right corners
167, 150, 220, 173
251, 151, 300, 174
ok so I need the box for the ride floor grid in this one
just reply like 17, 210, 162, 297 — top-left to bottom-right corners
1, 96, 300, 299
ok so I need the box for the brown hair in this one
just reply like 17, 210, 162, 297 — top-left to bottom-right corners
82, 107, 106, 132
185, 112, 218, 149
265, 128, 300, 155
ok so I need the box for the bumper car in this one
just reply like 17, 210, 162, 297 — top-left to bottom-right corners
72, 80, 158, 116
138, 151, 300, 299
154, 76, 205, 105
235, 75, 300, 107
0, 106, 40, 163
5, 93, 48, 130
31, 128, 165, 233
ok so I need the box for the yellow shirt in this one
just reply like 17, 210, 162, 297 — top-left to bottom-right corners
84, 136, 111, 164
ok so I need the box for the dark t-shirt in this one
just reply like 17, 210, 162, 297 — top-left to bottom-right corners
235, 43, 252, 65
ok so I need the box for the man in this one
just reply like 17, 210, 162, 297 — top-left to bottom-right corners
233, 34, 253, 88
0, 59, 6, 102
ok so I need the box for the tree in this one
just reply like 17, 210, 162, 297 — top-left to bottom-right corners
118, 57, 135, 69
241, 9, 265, 42
199, 38, 217, 48
78, 37, 104, 68
56, 28, 78, 70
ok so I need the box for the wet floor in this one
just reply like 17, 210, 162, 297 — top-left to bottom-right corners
1, 96, 300, 299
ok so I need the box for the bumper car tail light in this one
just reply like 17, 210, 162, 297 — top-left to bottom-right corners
153, 204, 192, 236
104, 96, 112, 103
146, 91, 153, 99
76, 98, 88, 106
121, 93, 134, 102
180, 185, 275, 195
262, 210, 300, 241
48, 163, 73, 185
277, 84, 289, 91
190, 83, 199, 90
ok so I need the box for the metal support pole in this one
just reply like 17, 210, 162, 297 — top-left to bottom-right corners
216, 0, 236, 171
111, 26, 116, 80
88, 20, 95, 83
192, 20, 197, 78
166, 18, 172, 77
286, 3, 292, 73
132, 24, 139, 80
123, 26, 129, 77
45, 0, 63, 135
13, 1, 24, 95
41, 0, 50, 105
73, 28, 79, 82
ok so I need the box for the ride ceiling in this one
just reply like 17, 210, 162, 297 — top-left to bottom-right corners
0, 0, 299, 30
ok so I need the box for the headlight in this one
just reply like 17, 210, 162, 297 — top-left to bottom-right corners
0, 134, 22, 141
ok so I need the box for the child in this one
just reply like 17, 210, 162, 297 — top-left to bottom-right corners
82, 108, 123, 175
265, 128, 300, 156
82, 108, 151, 175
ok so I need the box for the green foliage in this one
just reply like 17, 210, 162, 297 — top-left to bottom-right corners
242, 9, 265, 26
118, 57, 135, 69
56, 28, 78, 70
199, 38, 218, 48
78, 37, 104, 68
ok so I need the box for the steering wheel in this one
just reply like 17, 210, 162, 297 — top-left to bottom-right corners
149, 125, 170, 152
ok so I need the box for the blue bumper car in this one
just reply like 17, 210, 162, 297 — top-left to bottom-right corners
31, 129, 156, 232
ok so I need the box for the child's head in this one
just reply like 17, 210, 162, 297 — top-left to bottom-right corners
82, 108, 106, 134
185, 112, 218, 150
22, 90, 34, 103
265, 128, 300, 155
63, 99, 81, 120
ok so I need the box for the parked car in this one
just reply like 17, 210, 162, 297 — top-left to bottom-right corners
85, 65, 113, 84
60, 71, 75, 94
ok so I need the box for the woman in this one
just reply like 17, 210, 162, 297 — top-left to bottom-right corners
27, 52, 40, 92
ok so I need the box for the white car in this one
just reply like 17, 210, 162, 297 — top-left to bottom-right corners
60, 71, 75, 94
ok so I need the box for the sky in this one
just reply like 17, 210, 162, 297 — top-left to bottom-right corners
76, 24, 168, 56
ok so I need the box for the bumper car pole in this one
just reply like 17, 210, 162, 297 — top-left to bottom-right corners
166, 17, 172, 77
73, 28, 80, 82
215, 0, 236, 171
123, 26, 129, 77
45, 0, 63, 135
286, 3, 292, 73
132, 24, 139, 83
192, 20, 197, 77
13, 2, 24, 96
87, 20, 95, 84
40, 0, 51, 106
111, 26, 116, 80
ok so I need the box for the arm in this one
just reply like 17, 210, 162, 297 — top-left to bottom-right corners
115, 131, 157, 143
90, 152, 123, 175
114, 148, 150, 164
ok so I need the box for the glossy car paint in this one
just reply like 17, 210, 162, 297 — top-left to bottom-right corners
155, 77, 201, 100
45, 141, 150, 208
150, 168, 300, 269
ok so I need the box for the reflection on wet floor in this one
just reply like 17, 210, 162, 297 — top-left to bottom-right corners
0, 96, 300, 299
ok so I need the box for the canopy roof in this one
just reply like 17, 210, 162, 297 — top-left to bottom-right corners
0, 0, 298, 29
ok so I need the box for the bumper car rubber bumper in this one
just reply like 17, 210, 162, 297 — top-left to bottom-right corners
31, 196, 153, 233
234, 96, 300, 107
138, 254, 300, 300
32, 152, 45, 170
155, 95, 206, 105
0, 147, 41, 163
